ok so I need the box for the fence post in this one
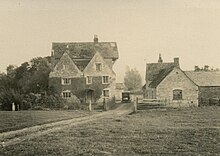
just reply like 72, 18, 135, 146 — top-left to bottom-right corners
12, 102, 15, 111
133, 97, 138, 113
104, 98, 108, 111
89, 100, 92, 112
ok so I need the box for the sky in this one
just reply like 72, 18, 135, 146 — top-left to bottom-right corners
1, 0, 220, 83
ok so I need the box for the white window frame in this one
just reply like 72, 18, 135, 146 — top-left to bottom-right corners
62, 90, 71, 98
86, 76, 93, 84
103, 89, 110, 98
96, 62, 102, 71
62, 78, 71, 85
102, 76, 109, 84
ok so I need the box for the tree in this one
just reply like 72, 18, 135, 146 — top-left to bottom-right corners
124, 67, 142, 91
0, 56, 52, 110
194, 65, 219, 72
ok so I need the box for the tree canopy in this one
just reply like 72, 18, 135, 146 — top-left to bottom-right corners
194, 65, 219, 72
124, 66, 142, 91
0, 57, 53, 110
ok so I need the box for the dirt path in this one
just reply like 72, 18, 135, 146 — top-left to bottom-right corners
0, 103, 133, 147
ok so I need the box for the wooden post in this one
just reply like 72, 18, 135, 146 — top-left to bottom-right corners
104, 98, 107, 111
12, 102, 15, 111
89, 100, 92, 112
133, 97, 138, 113
17, 104, 20, 111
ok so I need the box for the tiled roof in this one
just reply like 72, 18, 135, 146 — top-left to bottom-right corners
146, 62, 175, 81
52, 42, 119, 60
72, 59, 91, 72
185, 71, 220, 86
149, 66, 175, 88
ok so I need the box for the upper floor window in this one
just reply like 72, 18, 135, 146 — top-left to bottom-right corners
173, 89, 182, 100
96, 63, 102, 71
63, 64, 69, 70
62, 78, 71, 85
86, 76, 92, 84
62, 91, 71, 98
102, 76, 109, 84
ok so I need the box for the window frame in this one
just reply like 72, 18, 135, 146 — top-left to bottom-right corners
86, 76, 93, 84
103, 89, 110, 98
173, 89, 183, 100
96, 63, 102, 71
62, 91, 71, 98
102, 76, 109, 84
62, 78, 71, 85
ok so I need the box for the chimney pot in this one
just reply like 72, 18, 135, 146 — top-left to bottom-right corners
158, 53, 163, 63
94, 35, 98, 43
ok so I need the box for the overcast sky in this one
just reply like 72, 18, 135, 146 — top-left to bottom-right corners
1, 0, 220, 82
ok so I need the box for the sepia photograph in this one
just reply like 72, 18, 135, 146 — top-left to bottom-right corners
1, 0, 220, 155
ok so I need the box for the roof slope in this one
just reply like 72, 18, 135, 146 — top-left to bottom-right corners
149, 66, 175, 88
185, 71, 220, 86
146, 62, 175, 81
52, 42, 119, 60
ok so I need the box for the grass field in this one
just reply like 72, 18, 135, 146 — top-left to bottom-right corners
1, 107, 220, 155
0, 110, 95, 133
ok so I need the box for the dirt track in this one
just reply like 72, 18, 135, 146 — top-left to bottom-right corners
0, 103, 133, 147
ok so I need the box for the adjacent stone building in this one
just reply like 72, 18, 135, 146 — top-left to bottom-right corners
143, 55, 220, 107
49, 35, 119, 104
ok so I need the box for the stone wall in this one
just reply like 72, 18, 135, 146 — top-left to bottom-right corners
199, 86, 220, 106
157, 68, 199, 107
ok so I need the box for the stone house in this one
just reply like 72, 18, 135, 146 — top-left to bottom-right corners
143, 55, 220, 107
49, 35, 119, 104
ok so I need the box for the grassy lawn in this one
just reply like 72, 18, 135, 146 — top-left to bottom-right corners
0, 110, 95, 133
1, 107, 220, 155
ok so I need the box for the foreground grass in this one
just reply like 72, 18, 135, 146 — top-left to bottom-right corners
1, 107, 220, 155
0, 110, 95, 133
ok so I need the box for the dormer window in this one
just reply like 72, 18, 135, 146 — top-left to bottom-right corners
62, 78, 71, 85
96, 63, 102, 71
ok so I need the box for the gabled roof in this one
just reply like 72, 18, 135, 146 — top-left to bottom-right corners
50, 52, 82, 78
83, 51, 116, 76
185, 71, 220, 86
149, 66, 175, 88
52, 42, 119, 60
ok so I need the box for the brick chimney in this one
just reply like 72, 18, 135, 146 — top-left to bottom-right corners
94, 35, 98, 44
158, 53, 163, 63
174, 57, 180, 67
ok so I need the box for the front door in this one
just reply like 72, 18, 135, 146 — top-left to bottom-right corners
86, 90, 94, 103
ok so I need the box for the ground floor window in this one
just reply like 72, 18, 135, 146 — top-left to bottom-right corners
103, 90, 110, 97
173, 89, 182, 100
63, 91, 71, 98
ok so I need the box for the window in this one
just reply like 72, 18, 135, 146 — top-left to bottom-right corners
102, 76, 109, 84
86, 76, 92, 84
103, 90, 109, 97
173, 89, 182, 100
63, 64, 68, 70
96, 63, 102, 71
63, 91, 71, 98
62, 78, 71, 85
